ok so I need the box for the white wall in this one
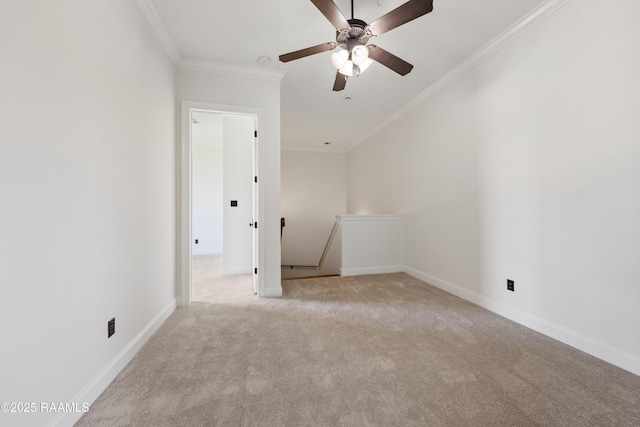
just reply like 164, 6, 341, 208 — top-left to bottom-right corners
177, 68, 283, 297
192, 142, 223, 255
222, 114, 255, 274
339, 215, 404, 277
281, 150, 347, 270
347, 0, 640, 375
0, 1, 177, 426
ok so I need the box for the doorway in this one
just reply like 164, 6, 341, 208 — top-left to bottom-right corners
180, 101, 261, 305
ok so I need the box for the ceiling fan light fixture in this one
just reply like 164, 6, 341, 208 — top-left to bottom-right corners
338, 60, 354, 76
358, 58, 374, 74
353, 58, 373, 76
351, 44, 369, 66
331, 49, 349, 69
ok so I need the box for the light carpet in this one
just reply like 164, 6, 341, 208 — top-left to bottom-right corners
76, 260, 640, 426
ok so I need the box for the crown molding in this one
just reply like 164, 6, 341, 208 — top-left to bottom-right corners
136, 0, 285, 81
136, 0, 181, 65
347, 0, 574, 152
177, 58, 286, 82
281, 145, 348, 154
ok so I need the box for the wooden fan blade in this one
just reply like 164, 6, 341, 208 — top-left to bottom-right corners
368, 45, 413, 75
368, 0, 433, 36
279, 42, 337, 63
310, 0, 350, 30
333, 72, 347, 91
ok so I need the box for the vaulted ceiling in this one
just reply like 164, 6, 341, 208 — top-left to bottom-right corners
149, 0, 547, 151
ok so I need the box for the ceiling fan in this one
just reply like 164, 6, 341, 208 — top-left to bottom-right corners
279, 0, 434, 91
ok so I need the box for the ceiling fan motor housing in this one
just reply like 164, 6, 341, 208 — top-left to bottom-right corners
337, 18, 370, 48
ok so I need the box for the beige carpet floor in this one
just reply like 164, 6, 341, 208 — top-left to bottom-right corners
191, 254, 253, 303
76, 256, 640, 426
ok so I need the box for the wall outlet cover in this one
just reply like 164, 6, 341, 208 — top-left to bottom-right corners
108, 318, 115, 338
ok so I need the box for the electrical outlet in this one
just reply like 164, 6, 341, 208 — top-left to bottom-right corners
507, 279, 515, 292
108, 318, 115, 338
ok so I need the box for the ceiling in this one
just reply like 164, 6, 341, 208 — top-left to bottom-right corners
150, 0, 546, 152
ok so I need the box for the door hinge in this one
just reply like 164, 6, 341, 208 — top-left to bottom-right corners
254, 176, 257, 183
254, 268, 258, 274
254, 221, 257, 229
254, 130, 258, 138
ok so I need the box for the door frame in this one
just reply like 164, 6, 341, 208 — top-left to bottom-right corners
179, 100, 264, 305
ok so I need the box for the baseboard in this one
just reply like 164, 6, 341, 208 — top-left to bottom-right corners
48, 298, 177, 427
340, 264, 404, 277
403, 266, 640, 376
192, 249, 222, 256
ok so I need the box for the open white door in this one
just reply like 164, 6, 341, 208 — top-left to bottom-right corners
221, 114, 254, 276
